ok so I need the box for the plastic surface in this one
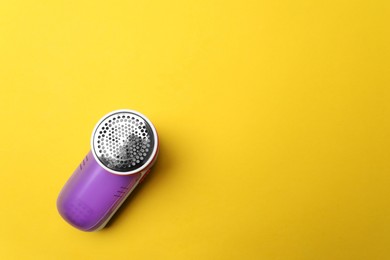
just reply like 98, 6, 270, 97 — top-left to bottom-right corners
57, 151, 144, 231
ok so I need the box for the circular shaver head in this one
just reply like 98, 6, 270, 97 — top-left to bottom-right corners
91, 110, 158, 175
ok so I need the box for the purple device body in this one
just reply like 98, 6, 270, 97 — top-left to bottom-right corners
57, 110, 158, 232
57, 151, 149, 231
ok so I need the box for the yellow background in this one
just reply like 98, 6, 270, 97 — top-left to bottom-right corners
0, 0, 389, 259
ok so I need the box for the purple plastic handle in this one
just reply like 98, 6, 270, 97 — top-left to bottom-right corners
57, 151, 146, 231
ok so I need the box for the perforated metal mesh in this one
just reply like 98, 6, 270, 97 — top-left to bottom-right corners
92, 111, 155, 172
